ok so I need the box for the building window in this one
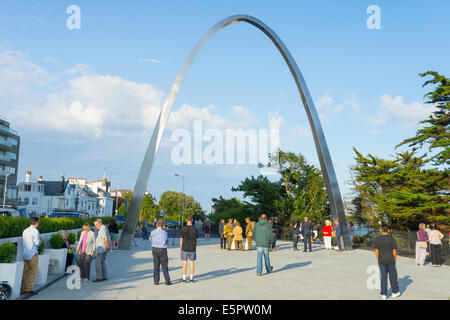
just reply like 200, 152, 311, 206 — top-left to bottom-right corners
32, 198, 38, 205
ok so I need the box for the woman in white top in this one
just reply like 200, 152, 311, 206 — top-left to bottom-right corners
428, 224, 444, 267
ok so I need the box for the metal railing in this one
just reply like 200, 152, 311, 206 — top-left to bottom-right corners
276, 226, 449, 258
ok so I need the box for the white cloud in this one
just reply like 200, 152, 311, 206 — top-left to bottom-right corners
138, 58, 166, 63
167, 104, 232, 130
166, 104, 257, 131
363, 94, 435, 128
291, 125, 311, 139
0, 49, 47, 106
0, 49, 165, 138
64, 64, 92, 76
316, 95, 332, 110
0, 48, 259, 140
268, 111, 284, 130
43, 57, 63, 65
334, 93, 360, 113
315, 94, 359, 124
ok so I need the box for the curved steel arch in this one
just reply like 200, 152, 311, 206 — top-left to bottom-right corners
119, 14, 352, 250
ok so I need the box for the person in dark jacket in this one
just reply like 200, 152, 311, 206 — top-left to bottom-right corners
108, 218, 120, 247
253, 214, 274, 276
302, 217, 312, 252
334, 219, 343, 252
60, 230, 75, 270
270, 220, 280, 251
292, 221, 300, 251
218, 219, 226, 249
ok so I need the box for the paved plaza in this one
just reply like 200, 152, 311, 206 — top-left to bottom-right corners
30, 238, 450, 300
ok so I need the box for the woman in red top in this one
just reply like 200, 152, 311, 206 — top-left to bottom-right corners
322, 220, 333, 250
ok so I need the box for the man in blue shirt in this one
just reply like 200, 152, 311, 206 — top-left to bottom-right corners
150, 220, 171, 285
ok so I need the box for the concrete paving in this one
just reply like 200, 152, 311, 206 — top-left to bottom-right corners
29, 238, 450, 300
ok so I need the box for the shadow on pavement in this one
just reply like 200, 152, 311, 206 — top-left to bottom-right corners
398, 275, 413, 294
270, 261, 312, 274
191, 266, 256, 282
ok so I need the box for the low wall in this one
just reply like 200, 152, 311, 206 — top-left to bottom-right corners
0, 228, 83, 262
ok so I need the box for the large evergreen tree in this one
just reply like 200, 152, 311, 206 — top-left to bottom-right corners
397, 71, 450, 166
350, 148, 449, 230
350, 71, 450, 232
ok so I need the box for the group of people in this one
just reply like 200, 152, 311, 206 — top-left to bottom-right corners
149, 215, 199, 285
291, 217, 352, 252
415, 223, 445, 267
20, 217, 113, 296
218, 218, 255, 251
148, 213, 280, 284
21, 213, 446, 298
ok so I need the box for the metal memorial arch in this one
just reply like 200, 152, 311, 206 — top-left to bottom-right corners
118, 14, 352, 250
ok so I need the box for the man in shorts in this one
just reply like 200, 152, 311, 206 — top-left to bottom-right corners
180, 215, 198, 283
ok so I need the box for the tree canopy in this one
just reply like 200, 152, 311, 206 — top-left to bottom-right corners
397, 71, 450, 166
158, 191, 205, 222
209, 150, 331, 226
350, 71, 450, 232
350, 148, 449, 230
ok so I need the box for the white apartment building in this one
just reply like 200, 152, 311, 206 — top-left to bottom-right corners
70, 176, 113, 217
17, 171, 113, 217
17, 171, 44, 216
110, 188, 133, 198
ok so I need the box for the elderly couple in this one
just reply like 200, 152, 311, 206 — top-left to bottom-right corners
76, 219, 112, 282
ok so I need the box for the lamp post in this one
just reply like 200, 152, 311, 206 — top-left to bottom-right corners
115, 185, 122, 215
3, 173, 11, 208
174, 174, 185, 228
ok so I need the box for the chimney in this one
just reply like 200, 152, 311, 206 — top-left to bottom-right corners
38, 176, 43, 182
25, 171, 31, 183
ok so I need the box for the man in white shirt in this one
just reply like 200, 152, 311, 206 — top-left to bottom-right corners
21, 217, 43, 296
93, 219, 111, 282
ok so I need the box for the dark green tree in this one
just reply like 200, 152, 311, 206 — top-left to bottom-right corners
350, 147, 449, 230
158, 191, 204, 222
265, 150, 331, 224
209, 196, 256, 225
231, 175, 283, 218
397, 71, 450, 166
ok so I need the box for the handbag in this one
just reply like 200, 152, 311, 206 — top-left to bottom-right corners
332, 231, 336, 238
417, 232, 427, 249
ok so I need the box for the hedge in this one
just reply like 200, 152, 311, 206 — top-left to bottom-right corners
38, 240, 45, 255
49, 233, 65, 249
0, 216, 120, 239
0, 242, 17, 263
67, 232, 77, 245
86, 217, 115, 226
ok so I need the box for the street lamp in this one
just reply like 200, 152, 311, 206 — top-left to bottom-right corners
3, 173, 11, 208
115, 184, 122, 215
174, 174, 185, 227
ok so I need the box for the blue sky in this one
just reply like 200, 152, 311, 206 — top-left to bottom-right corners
1, 0, 449, 212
